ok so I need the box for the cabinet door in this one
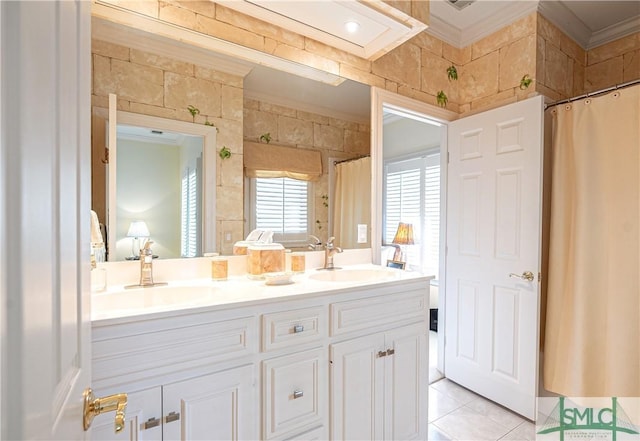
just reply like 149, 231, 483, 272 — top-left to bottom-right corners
385, 324, 427, 440
330, 333, 385, 441
162, 364, 257, 441
92, 387, 162, 441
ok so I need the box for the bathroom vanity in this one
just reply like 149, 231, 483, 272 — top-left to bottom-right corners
90, 261, 432, 440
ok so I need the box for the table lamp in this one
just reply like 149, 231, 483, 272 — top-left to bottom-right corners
391, 222, 414, 261
126, 220, 150, 259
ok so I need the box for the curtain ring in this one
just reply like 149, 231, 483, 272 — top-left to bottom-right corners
612, 92, 620, 98
584, 99, 591, 105
565, 104, 572, 111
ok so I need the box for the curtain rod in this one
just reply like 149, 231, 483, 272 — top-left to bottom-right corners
544, 78, 640, 110
333, 155, 370, 166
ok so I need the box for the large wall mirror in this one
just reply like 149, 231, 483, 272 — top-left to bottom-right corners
91, 18, 371, 259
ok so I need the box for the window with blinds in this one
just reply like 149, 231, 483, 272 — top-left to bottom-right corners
384, 151, 440, 277
181, 166, 198, 257
250, 177, 312, 245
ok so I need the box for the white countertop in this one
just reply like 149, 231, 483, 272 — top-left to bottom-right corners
91, 263, 434, 325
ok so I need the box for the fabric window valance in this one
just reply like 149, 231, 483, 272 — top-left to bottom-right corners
244, 141, 322, 181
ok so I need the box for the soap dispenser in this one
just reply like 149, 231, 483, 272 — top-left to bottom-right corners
139, 240, 154, 286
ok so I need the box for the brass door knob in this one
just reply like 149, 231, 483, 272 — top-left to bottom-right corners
509, 271, 535, 282
83, 388, 128, 433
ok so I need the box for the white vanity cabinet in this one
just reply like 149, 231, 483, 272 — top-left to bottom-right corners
91, 310, 259, 441
260, 306, 329, 440
91, 271, 430, 441
329, 288, 429, 440
162, 364, 256, 440
92, 365, 255, 441
330, 324, 427, 440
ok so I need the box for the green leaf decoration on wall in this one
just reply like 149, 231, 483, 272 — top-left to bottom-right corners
436, 91, 448, 108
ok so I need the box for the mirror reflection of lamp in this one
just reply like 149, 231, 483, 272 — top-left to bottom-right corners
391, 222, 414, 262
126, 221, 150, 259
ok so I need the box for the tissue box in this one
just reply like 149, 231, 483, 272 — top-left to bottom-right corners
233, 241, 250, 255
247, 243, 285, 279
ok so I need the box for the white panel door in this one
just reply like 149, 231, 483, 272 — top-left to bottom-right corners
1, 1, 92, 439
445, 96, 544, 419
162, 365, 257, 441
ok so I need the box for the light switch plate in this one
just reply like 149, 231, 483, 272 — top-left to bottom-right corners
357, 224, 367, 243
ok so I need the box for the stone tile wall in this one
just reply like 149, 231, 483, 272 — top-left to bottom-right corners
243, 98, 370, 235
585, 32, 640, 93
535, 14, 587, 101
98, 2, 639, 115
92, 39, 244, 254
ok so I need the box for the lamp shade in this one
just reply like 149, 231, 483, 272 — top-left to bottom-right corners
126, 221, 150, 238
392, 222, 414, 245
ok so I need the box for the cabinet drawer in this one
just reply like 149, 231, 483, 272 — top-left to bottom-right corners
262, 306, 326, 352
330, 290, 426, 336
263, 349, 326, 439
93, 316, 256, 388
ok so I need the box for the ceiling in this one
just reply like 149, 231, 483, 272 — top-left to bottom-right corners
244, 1, 639, 123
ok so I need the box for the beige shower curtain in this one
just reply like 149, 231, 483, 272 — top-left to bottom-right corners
333, 157, 371, 249
544, 85, 640, 397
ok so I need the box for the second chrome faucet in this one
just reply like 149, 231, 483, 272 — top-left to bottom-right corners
322, 236, 342, 270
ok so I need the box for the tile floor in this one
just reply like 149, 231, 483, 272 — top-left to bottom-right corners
428, 378, 536, 441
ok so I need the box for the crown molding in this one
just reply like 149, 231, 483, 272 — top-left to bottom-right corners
588, 15, 640, 49
244, 90, 370, 125
427, 1, 538, 49
537, 0, 591, 49
430, 0, 639, 51
424, 13, 463, 48
459, 1, 539, 48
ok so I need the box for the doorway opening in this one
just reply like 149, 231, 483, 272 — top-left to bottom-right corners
371, 88, 454, 385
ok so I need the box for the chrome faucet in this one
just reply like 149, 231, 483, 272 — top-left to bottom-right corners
323, 237, 343, 270
308, 235, 323, 251
139, 240, 155, 286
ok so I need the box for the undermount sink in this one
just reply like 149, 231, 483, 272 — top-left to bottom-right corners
93, 285, 219, 311
308, 268, 398, 283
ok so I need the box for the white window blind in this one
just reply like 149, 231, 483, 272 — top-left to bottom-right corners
181, 166, 198, 257
252, 177, 311, 245
384, 152, 440, 277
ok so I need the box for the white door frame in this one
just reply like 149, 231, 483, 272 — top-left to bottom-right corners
371, 87, 457, 374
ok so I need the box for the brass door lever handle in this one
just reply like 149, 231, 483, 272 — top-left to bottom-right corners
83, 388, 128, 433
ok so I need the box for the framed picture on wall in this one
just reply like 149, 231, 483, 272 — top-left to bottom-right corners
386, 259, 406, 270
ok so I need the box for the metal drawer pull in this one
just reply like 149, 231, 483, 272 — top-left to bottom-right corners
293, 324, 304, 333
165, 412, 180, 423
293, 390, 304, 399
142, 417, 160, 430
386, 348, 395, 356
377, 350, 387, 358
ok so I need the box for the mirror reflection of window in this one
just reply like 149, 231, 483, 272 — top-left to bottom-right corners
249, 177, 313, 248
181, 162, 201, 257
